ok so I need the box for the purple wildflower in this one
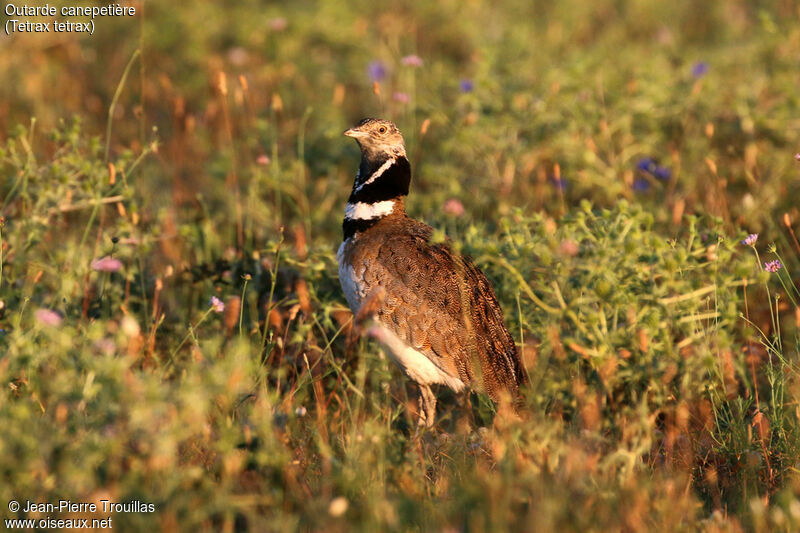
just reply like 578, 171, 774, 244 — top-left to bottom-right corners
35, 309, 63, 327
653, 166, 671, 180
459, 79, 474, 93
794, 153, 800, 162
636, 158, 656, 173
91, 256, 123, 272
633, 178, 651, 192
209, 296, 225, 313
741, 233, 758, 246
549, 176, 568, 191
691, 62, 709, 78
401, 55, 424, 67
764, 260, 782, 273
367, 61, 386, 82
636, 158, 671, 181
392, 92, 410, 103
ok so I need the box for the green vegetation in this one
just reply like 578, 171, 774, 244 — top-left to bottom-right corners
2, 0, 800, 530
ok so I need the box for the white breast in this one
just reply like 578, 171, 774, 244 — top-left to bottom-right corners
337, 237, 366, 312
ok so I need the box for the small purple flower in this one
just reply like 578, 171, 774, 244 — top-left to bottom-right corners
209, 296, 225, 313
401, 55, 424, 67
636, 158, 670, 181
548, 176, 568, 191
764, 260, 782, 273
691, 62, 709, 79
741, 233, 758, 246
91, 256, 123, 272
633, 178, 651, 192
392, 92, 410, 104
653, 166, 671, 181
367, 61, 386, 82
636, 158, 656, 173
459, 79, 474, 93
794, 153, 800, 162
35, 309, 63, 327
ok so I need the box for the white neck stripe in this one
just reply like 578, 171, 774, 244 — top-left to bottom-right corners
354, 158, 395, 193
344, 200, 395, 220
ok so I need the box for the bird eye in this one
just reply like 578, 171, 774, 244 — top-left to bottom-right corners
378, 127, 386, 134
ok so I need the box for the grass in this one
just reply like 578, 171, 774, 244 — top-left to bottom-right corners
2, 0, 800, 531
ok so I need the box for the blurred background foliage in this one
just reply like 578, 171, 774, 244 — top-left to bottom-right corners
2, 0, 800, 531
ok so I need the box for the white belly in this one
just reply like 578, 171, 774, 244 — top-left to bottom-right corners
367, 324, 466, 391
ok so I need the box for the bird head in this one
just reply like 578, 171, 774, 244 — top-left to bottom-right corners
344, 118, 406, 162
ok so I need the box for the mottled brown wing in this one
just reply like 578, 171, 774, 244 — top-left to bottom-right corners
371, 222, 527, 400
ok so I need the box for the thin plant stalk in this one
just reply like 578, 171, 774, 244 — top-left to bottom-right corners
105, 49, 141, 163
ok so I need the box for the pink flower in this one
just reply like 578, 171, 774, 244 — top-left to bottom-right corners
209, 296, 225, 313
764, 260, 782, 273
257, 154, 271, 166
392, 92, 410, 103
91, 256, 123, 272
741, 234, 758, 246
227, 47, 248, 66
559, 240, 579, 256
401, 55, 424, 67
442, 198, 465, 217
269, 17, 287, 31
35, 309, 63, 327
94, 338, 116, 355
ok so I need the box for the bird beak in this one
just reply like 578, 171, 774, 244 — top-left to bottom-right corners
344, 128, 367, 138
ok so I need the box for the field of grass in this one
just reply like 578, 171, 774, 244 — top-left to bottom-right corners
2, 0, 800, 531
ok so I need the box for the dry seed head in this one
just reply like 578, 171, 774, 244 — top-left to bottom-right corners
218, 72, 228, 95
333, 84, 345, 106
223, 297, 240, 333
420, 118, 430, 135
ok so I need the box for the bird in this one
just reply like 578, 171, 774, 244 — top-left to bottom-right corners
337, 118, 528, 427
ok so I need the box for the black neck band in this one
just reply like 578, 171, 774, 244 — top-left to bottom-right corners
348, 157, 411, 204
342, 217, 382, 240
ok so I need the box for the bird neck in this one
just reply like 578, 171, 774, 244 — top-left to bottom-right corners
343, 154, 411, 240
